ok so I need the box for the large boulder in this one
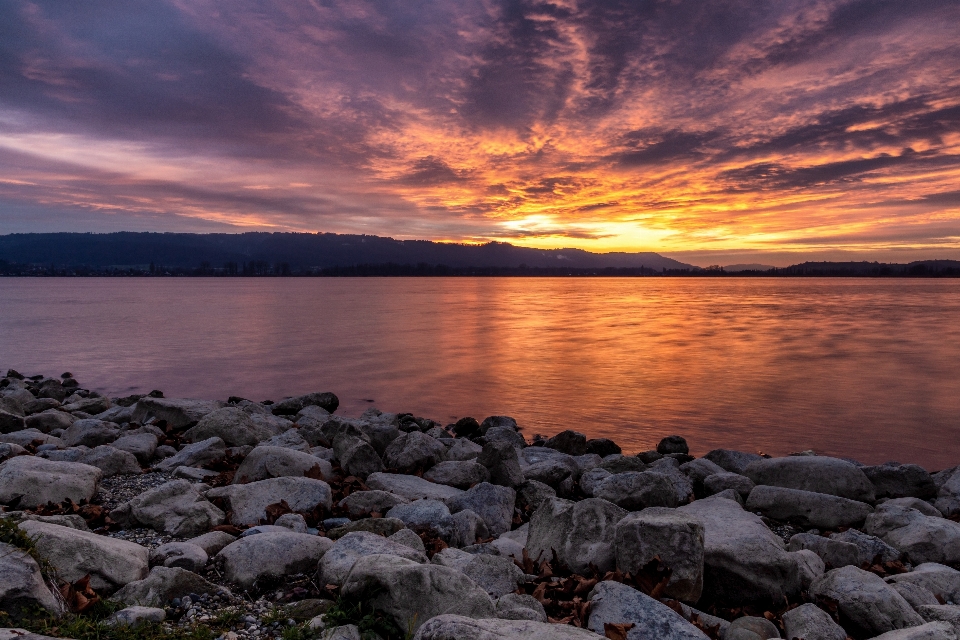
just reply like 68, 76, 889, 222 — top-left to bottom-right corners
781, 603, 847, 640
207, 477, 332, 526
0, 456, 101, 508
318, 531, 428, 586
78, 445, 142, 476
519, 448, 577, 488
703, 472, 755, 498
787, 533, 861, 569
864, 463, 937, 499
111, 431, 158, 465
333, 435, 384, 479
424, 461, 490, 489
867, 622, 958, 640
702, 450, 763, 475
412, 614, 598, 640
678, 496, 801, 606
232, 446, 333, 484
432, 549, 524, 598
865, 504, 960, 565
0, 429, 63, 448
113, 479, 224, 536
337, 490, 409, 518
18, 521, 149, 592
887, 563, 960, 604
383, 431, 447, 472
386, 500, 456, 541
477, 441, 525, 488
216, 532, 333, 589
153, 437, 226, 471
445, 482, 516, 536
24, 409, 75, 434
132, 397, 222, 429
112, 566, 222, 607
543, 430, 587, 456
586, 580, 709, 640
810, 565, 924, 638
743, 456, 875, 502
340, 554, 495, 633
745, 485, 874, 529
62, 419, 119, 447
915, 606, 960, 635
0, 542, 61, 616
614, 507, 704, 603
367, 472, 464, 501
271, 392, 339, 416
830, 529, 901, 566
595, 471, 680, 510
526, 497, 626, 573
183, 407, 281, 447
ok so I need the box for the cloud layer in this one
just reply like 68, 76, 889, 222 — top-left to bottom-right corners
1, 0, 959, 260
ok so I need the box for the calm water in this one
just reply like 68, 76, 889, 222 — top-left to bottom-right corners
1, 278, 959, 469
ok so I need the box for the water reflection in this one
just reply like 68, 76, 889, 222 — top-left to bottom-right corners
1, 278, 958, 468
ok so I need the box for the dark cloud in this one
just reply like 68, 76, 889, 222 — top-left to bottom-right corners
616, 129, 717, 167
398, 157, 468, 186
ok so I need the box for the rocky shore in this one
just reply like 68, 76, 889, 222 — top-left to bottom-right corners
2, 370, 960, 640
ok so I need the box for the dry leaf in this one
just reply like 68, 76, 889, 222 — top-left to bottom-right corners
604, 622, 635, 640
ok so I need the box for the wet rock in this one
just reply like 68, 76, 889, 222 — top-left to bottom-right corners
810, 565, 924, 638
478, 440, 525, 487
149, 542, 208, 572
0, 455, 101, 508
271, 392, 339, 416
586, 580, 708, 640
743, 456, 875, 502
338, 490, 409, 518
132, 397, 222, 430
113, 566, 224, 607
154, 436, 226, 471
595, 471, 680, 510
318, 531, 428, 585
781, 603, 847, 640
0, 542, 61, 616
614, 507, 704, 603
787, 533, 861, 569
445, 482, 516, 536
114, 479, 224, 536
678, 496, 801, 606
340, 555, 495, 633
217, 532, 333, 589
527, 497, 626, 573
479, 416, 518, 435
453, 417, 482, 438
865, 504, 960, 565
19, 520, 149, 592
232, 445, 333, 484
543, 430, 587, 456
657, 435, 689, 455
864, 463, 937, 499
746, 485, 874, 529
79, 445, 142, 476
412, 614, 598, 639
367, 472, 463, 501
207, 477, 332, 526
424, 460, 490, 489
586, 438, 621, 457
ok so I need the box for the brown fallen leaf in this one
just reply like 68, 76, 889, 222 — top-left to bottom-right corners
604, 622, 635, 640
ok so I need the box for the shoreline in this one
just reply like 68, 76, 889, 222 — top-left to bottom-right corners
2, 369, 960, 640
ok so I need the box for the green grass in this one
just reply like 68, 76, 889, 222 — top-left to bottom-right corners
1, 604, 215, 640
0, 516, 59, 581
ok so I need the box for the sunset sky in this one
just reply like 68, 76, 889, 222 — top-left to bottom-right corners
2, 0, 959, 265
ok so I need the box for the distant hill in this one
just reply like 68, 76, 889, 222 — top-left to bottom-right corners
0, 232, 695, 272
724, 263, 776, 272
777, 260, 960, 276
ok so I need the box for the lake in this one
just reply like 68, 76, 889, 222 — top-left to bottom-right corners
1, 277, 958, 469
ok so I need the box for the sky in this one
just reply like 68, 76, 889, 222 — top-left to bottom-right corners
1, 0, 960, 266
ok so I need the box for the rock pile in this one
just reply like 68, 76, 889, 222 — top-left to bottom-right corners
3, 368, 960, 640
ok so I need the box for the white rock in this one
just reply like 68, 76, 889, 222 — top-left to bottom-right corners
116, 479, 224, 536
0, 455, 101, 508
217, 532, 333, 589
810, 565, 924, 638
445, 482, 516, 536
743, 456, 875, 502
781, 603, 847, 640
232, 446, 333, 484
207, 476, 332, 526
367, 472, 464, 501
526, 497, 626, 573
586, 580, 709, 640
0, 542, 61, 615
318, 531, 427, 586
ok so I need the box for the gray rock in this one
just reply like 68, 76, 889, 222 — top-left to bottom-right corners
743, 456, 875, 502
495, 593, 547, 622
217, 532, 333, 589
383, 431, 447, 472
185, 531, 236, 556
271, 392, 339, 416
916, 605, 960, 635
516, 480, 557, 512
432, 550, 524, 598
319, 625, 361, 640
259, 428, 310, 452
0, 429, 63, 448
318, 531, 428, 585
657, 436, 689, 455
586, 580, 708, 640
746, 485, 874, 529
679, 458, 725, 492
424, 460, 490, 489
111, 432, 158, 464
233, 446, 333, 484
18, 520, 149, 592
892, 582, 941, 609
207, 477, 332, 526
595, 471, 680, 510
867, 622, 958, 640
367, 472, 464, 501
865, 504, 960, 565
787, 533, 861, 569
149, 542, 208, 571
795, 549, 826, 590
781, 603, 847, 640
726, 616, 780, 640
107, 606, 166, 626
527, 497, 626, 573
884, 497, 944, 518
412, 614, 598, 639
810, 565, 924, 637
830, 528, 901, 565
0, 443, 26, 463
1, 512, 90, 531
24, 409, 75, 434
326, 517, 406, 539
172, 466, 219, 481
37, 447, 84, 463
0, 542, 61, 615
154, 437, 226, 471
580, 467, 613, 497
601, 456, 648, 474
132, 397, 222, 430
0, 408, 25, 434
452, 509, 491, 547
519, 448, 577, 488
79, 445, 142, 476
116, 479, 224, 536
61, 395, 111, 414
445, 482, 516, 536
62, 419, 119, 447
703, 472, 755, 498
650, 460, 696, 505
183, 407, 282, 447
386, 499, 456, 540
615, 507, 704, 602
477, 440, 525, 487
887, 563, 960, 604
0, 455, 101, 508
337, 490, 409, 518
340, 555, 495, 633
678, 496, 801, 606
388, 528, 427, 553
95, 405, 135, 425
446, 438, 483, 462
480, 416, 519, 435
543, 430, 587, 456
865, 464, 937, 499
112, 566, 224, 607
275, 513, 309, 533
334, 436, 384, 479
485, 426, 526, 450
